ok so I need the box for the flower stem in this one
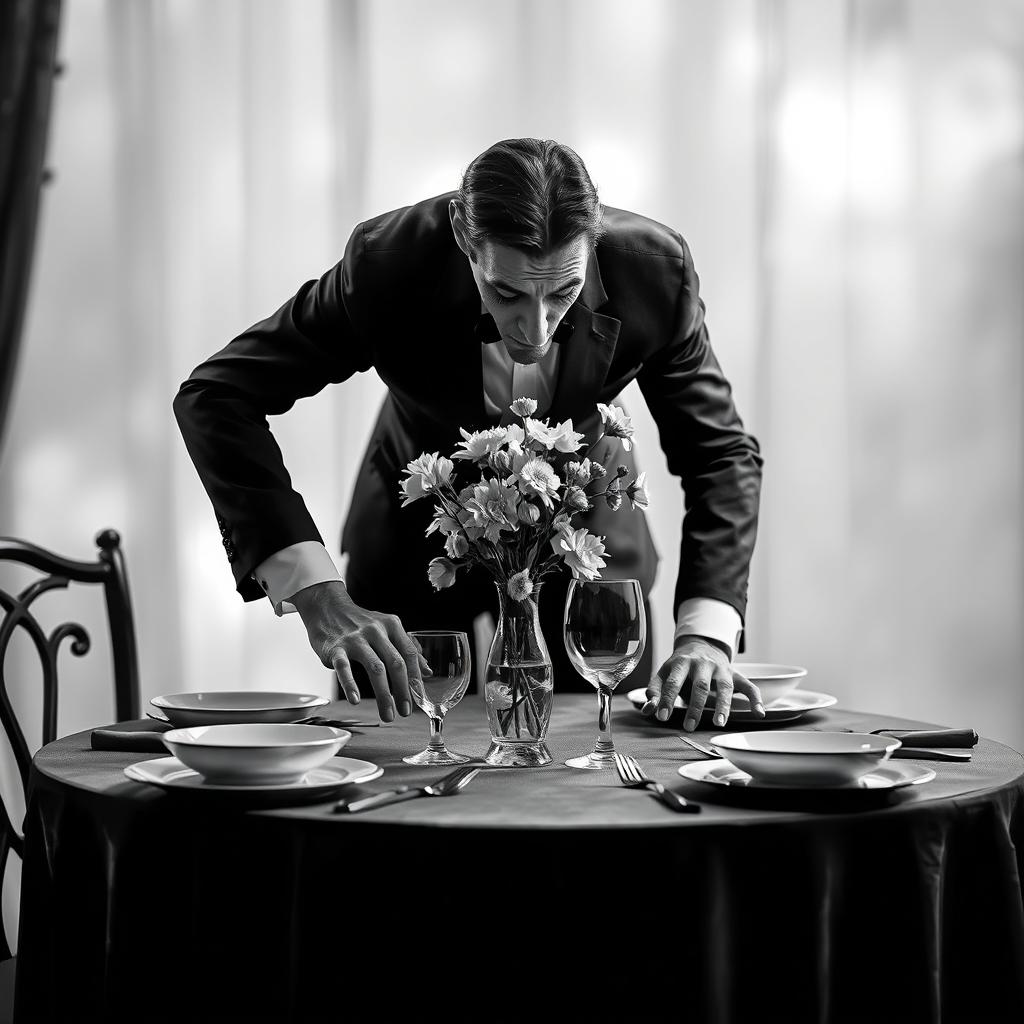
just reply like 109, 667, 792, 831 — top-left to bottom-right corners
518, 667, 543, 736
577, 429, 607, 462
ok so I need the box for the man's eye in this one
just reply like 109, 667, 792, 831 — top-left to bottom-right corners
491, 287, 574, 306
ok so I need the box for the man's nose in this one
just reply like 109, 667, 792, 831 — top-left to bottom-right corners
521, 303, 549, 347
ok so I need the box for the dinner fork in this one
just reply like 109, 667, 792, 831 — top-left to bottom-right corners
333, 765, 480, 814
613, 753, 700, 813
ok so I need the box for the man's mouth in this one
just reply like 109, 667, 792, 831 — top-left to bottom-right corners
505, 339, 550, 364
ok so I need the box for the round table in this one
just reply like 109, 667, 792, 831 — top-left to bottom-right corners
14, 696, 1024, 1023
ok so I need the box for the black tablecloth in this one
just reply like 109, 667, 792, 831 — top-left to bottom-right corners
14, 696, 1024, 1023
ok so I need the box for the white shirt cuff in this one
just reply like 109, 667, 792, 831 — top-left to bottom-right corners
674, 598, 743, 661
253, 542, 343, 616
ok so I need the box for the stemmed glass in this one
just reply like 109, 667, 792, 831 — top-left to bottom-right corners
563, 579, 647, 770
402, 630, 472, 766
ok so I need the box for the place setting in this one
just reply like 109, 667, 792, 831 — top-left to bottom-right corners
106, 628, 492, 809
665, 716, 984, 811
676, 730, 938, 792
627, 660, 983, 808
97, 689, 385, 806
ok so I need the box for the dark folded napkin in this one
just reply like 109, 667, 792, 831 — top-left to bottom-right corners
91, 720, 173, 753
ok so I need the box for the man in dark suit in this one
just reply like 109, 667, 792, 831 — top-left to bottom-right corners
174, 138, 765, 731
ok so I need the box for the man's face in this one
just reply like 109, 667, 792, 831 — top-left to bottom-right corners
451, 206, 588, 365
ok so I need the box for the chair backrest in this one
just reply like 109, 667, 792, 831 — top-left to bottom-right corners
0, 528, 139, 960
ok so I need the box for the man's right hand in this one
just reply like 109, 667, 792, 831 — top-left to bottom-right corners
290, 581, 428, 722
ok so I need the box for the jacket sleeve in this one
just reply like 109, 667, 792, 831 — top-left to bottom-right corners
173, 223, 373, 600
635, 241, 763, 631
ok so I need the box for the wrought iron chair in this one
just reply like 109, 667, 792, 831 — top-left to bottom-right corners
0, 528, 140, 1019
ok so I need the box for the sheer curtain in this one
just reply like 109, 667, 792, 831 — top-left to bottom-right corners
1, 0, 1020, 754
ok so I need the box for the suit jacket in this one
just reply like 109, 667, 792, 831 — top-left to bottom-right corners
174, 192, 763, 631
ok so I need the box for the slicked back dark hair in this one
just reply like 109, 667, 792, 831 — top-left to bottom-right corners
456, 139, 603, 254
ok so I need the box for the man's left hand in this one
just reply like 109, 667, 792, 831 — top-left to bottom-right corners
642, 636, 766, 731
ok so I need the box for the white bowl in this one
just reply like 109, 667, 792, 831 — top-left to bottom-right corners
151, 691, 330, 728
729, 663, 807, 705
710, 731, 900, 787
161, 723, 351, 785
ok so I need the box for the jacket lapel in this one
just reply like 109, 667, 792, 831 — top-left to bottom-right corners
547, 247, 621, 427
429, 246, 488, 429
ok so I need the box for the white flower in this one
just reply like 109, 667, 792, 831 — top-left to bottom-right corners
485, 682, 513, 711
597, 403, 635, 451
549, 421, 586, 453
427, 557, 458, 590
510, 397, 538, 417
504, 423, 526, 452
523, 418, 547, 449
413, 452, 454, 488
549, 525, 608, 581
400, 452, 453, 506
564, 459, 594, 487
507, 568, 534, 602
511, 453, 561, 508
445, 532, 469, 559
425, 508, 463, 537
627, 471, 650, 510
462, 478, 519, 543
399, 474, 429, 506
452, 427, 510, 462
524, 417, 585, 454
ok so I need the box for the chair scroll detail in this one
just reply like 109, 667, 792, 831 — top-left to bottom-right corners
0, 529, 141, 960
0, 530, 140, 770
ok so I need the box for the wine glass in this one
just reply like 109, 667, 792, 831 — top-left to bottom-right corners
563, 578, 647, 770
402, 630, 472, 765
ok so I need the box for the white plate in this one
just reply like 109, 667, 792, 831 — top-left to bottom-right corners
150, 691, 330, 728
124, 755, 382, 798
627, 688, 837, 724
678, 758, 935, 791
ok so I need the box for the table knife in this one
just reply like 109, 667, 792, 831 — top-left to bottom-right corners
297, 716, 381, 728
889, 747, 972, 762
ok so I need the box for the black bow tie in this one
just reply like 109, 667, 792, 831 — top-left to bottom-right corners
474, 313, 575, 345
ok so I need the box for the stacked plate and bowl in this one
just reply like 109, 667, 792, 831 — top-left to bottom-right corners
700, 730, 905, 788
125, 691, 381, 797
627, 662, 837, 725
627, 663, 936, 792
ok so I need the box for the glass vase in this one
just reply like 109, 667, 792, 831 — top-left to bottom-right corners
483, 582, 554, 767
